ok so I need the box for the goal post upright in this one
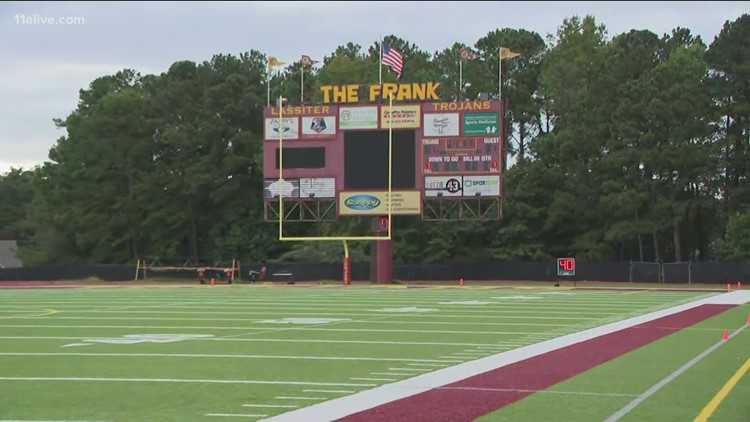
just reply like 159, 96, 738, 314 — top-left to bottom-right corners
276, 95, 394, 285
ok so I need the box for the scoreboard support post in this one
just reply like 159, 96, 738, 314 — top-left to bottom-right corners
370, 216, 392, 284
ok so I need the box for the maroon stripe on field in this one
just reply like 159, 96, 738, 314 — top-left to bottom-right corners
336, 304, 735, 422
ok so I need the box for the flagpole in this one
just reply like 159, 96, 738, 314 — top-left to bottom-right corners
498, 49, 502, 101
459, 59, 463, 101
267, 62, 271, 106
379, 35, 383, 85
301, 65, 304, 105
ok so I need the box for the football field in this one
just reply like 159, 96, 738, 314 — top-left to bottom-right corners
0, 284, 745, 421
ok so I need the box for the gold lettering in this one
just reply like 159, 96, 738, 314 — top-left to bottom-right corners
369, 84, 382, 102
482, 101, 490, 110
396, 83, 411, 101
322, 106, 330, 114
382, 83, 398, 100
346, 84, 359, 102
413, 83, 426, 100
321, 86, 333, 103
448, 102, 457, 111
333, 85, 348, 103
439, 103, 448, 111
426, 82, 440, 100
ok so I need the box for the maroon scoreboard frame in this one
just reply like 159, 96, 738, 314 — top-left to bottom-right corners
262, 99, 504, 222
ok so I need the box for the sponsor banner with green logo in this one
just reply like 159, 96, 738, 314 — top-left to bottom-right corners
338, 191, 421, 216
463, 112, 499, 135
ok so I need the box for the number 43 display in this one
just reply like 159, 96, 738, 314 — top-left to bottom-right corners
557, 258, 575, 276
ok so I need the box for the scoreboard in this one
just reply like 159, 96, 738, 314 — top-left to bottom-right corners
262, 95, 504, 217
422, 137, 500, 174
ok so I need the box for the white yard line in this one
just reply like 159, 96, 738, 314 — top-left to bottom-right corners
369, 373, 412, 377
241, 405, 297, 409
275, 396, 328, 400
19, 316, 582, 327
216, 315, 394, 339
350, 377, 396, 382
406, 363, 447, 367
257, 291, 748, 422
0, 336, 510, 347
302, 389, 355, 394
205, 414, 267, 418
41, 309, 624, 317
0, 376, 375, 387
0, 352, 466, 363
0, 324, 540, 335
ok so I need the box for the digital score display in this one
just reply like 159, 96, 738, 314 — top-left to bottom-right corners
422, 137, 500, 174
557, 258, 576, 276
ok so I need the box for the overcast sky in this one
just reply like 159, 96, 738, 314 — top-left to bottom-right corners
0, 1, 747, 174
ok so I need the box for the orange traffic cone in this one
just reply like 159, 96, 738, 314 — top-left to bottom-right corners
722, 329, 729, 341
746, 313, 749, 325
739, 281, 742, 290
727, 284, 732, 292
460, 278, 464, 288
210, 278, 215, 286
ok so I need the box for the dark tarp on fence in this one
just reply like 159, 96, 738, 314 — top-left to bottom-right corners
1, 261, 748, 284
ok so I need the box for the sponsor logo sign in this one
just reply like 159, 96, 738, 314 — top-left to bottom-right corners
265, 117, 300, 140
339, 191, 421, 216
299, 177, 336, 199
424, 176, 463, 197
423, 113, 459, 137
264, 179, 300, 199
463, 112, 499, 135
381, 104, 421, 129
301, 116, 336, 137
462, 175, 500, 196
339, 106, 378, 129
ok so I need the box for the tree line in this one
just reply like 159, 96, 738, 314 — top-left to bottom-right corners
1, 14, 748, 265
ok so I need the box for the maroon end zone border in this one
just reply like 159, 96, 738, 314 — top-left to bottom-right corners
336, 304, 735, 422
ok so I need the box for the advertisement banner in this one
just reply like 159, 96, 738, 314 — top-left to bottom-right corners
462, 112, 499, 135
339, 106, 378, 129
381, 105, 421, 129
423, 113, 459, 137
424, 176, 463, 197
462, 175, 501, 196
299, 178, 336, 198
339, 191, 421, 216
264, 179, 300, 199
301, 116, 337, 137
265, 117, 300, 140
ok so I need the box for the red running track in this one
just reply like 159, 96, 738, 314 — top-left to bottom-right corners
336, 304, 735, 422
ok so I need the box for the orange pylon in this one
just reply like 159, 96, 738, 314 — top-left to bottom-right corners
722, 329, 729, 341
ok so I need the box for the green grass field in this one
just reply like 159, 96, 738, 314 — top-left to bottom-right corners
0, 285, 745, 422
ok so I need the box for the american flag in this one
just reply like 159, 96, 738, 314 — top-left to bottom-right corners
382, 42, 403, 79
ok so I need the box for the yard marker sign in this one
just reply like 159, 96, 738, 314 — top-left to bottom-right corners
557, 258, 575, 277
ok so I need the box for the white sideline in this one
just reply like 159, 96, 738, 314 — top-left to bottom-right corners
258, 291, 749, 422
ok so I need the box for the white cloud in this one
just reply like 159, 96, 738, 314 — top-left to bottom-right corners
0, 1, 745, 171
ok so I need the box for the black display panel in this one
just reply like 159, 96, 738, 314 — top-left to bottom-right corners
344, 130, 415, 189
275, 147, 325, 169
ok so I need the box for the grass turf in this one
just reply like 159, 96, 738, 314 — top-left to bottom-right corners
0, 285, 721, 421
477, 303, 750, 422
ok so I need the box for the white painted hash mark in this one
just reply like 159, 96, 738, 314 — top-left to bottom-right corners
242, 405, 297, 409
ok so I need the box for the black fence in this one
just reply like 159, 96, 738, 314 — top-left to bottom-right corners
1, 261, 749, 284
